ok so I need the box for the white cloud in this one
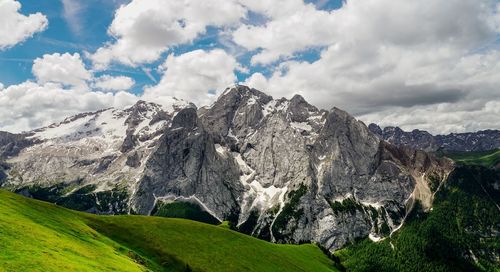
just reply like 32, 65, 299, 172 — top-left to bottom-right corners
0, 81, 138, 133
0, 82, 4, 90
238, 0, 500, 134
354, 49, 500, 133
143, 49, 237, 106
60, 0, 85, 36
93, 75, 135, 92
359, 100, 500, 135
32, 52, 92, 88
90, 0, 246, 69
234, 0, 497, 65
248, 45, 500, 134
234, 0, 335, 64
0, 0, 48, 50
242, 72, 268, 91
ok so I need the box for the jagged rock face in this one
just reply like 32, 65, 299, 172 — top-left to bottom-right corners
0, 131, 36, 158
131, 107, 244, 220
198, 86, 454, 249
0, 132, 35, 185
369, 123, 500, 152
0, 85, 454, 251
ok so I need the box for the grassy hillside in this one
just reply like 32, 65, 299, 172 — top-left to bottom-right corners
0, 190, 337, 272
334, 165, 500, 272
441, 149, 500, 168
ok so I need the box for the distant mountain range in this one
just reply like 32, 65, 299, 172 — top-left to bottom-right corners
368, 123, 500, 152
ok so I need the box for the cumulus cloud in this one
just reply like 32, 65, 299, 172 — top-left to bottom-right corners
32, 53, 92, 88
0, 81, 138, 133
89, 0, 246, 69
239, 0, 500, 134
234, 0, 335, 64
0, 0, 48, 50
235, 0, 497, 65
93, 75, 135, 92
143, 49, 238, 106
242, 72, 268, 92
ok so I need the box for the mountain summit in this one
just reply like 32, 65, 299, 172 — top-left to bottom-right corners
0, 85, 454, 250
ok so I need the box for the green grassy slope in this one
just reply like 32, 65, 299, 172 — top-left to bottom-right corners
441, 149, 500, 168
0, 190, 145, 272
0, 190, 337, 272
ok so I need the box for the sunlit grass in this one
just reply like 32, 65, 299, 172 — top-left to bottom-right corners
0, 190, 337, 272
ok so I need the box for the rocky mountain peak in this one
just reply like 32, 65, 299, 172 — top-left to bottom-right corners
286, 94, 321, 123
368, 123, 383, 137
123, 101, 165, 128
125, 100, 154, 112
0, 86, 458, 252
199, 85, 272, 142
221, 85, 273, 103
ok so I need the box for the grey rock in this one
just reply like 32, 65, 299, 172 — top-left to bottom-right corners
126, 151, 141, 168
286, 94, 319, 123
0, 131, 35, 158
131, 107, 245, 220
120, 133, 138, 153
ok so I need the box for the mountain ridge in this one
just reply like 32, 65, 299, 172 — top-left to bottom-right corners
0, 85, 454, 251
369, 123, 500, 152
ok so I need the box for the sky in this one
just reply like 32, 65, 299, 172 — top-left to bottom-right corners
0, 0, 499, 134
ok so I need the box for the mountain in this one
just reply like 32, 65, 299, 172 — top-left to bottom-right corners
368, 123, 500, 152
0, 189, 338, 272
335, 162, 500, 271
0, 85, 454, 252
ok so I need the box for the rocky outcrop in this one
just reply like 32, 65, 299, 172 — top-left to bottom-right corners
131, 107, 245, 220
0, 131, 35, 159
369, 123, 500, 152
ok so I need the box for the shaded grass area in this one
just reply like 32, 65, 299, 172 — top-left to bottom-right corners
334, 165, 500, 272
151, 201, 220, 225
0, 190, 337, 272
14, 184, 129, 214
